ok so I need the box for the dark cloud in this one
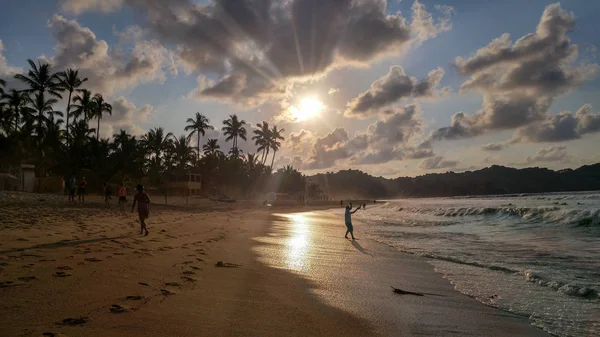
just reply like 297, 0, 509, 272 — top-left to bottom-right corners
345, 66, 445, 117
526, 146, 568, 163
429, 3, 598, 143
74, 0, 451, 105
305, 128, 351, 169
512, 104, 600, 142
419, 156, 458, 170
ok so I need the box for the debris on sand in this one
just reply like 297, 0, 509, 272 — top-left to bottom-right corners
215, 261, 241, 268
57, 317, 88, 326
391, 286, 424, 296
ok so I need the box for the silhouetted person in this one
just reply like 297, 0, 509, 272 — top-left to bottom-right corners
78, 177, 87, 204
344, 205, 360, 240
362, 203, 366, 210
118, 182, 127, 212
103, 182, 111, 207
340, 200, 343, 207
132, 184, 151, 236
68, 175, 77, 202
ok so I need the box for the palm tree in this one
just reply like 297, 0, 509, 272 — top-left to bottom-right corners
58, 69, 87, 145
72, 89, 94, 122
252, 121, 271, 164
28, 93, 62, 138
142, 127, 174, 164
269, 125, 285, 168
0, 78, 5, 97
171, 135, 195, 171
184, 112, 213, 161
202, 138, 222, 156
91, 94, 112, 141
14, 59, 62, 98
221, 114, 247, 154
2, 89, 32, 133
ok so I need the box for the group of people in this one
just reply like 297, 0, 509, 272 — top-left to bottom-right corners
67, 175, 88, 203
66, 176, 152, 236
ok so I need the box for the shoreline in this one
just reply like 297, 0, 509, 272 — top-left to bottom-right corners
0, 192, 549, 336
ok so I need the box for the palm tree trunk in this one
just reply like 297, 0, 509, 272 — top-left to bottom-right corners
66, 90, 72, 147
271, 150, 276, 168
97, 117, 100, 141
197, 133, 200, 161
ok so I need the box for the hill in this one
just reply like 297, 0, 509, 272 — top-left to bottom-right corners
308, 163, 600, 198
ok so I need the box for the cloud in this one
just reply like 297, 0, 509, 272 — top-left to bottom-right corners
47, 15, 176, 95
419, 156, 458, 170
0, 40, 22, 78
59, 0, 124, 14
105, 0, 453, 106
428, 3, 598, 143
287, 104, 430, 169
481, 142, 506, 151
328, 88, 339, 95
345, 66, 445, 118
526, 145, 568, 163
101, 96, 152, 138
512, 104, 600, 143
185, 75, 216, 100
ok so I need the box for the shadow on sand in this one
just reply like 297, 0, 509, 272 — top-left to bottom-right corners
351, 239, 373, 256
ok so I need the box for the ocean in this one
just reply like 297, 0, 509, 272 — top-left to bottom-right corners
353, 191, 600, 337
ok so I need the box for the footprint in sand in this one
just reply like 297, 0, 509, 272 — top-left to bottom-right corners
109, 304, 130, 313
215, 261, 241, 268
57, 266, 73, 270
138, 282, 150, 286
53, 271, 72, 277
17, 276, 39, 282
164, 282, 181, 287
181, 276, 196, 283
0, 281, 24, 288
182, 270, 195, 275
56, 317, 88, 326
84, 258, 102, 262
125, 295, 143, 301
42, 333, 69, 337
16, 237, 29, 242
189, 266, 201, 270
160, 289, 176, 296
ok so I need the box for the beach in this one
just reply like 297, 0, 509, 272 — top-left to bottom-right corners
0, 192, 547, 336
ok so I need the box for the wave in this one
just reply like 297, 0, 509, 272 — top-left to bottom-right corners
390, 205, 600, 227
524, 270, 599, 299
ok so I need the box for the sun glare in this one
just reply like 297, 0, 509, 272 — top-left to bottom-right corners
290, 97, 324, 121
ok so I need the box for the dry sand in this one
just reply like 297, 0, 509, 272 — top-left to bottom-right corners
0, 192, 548, 336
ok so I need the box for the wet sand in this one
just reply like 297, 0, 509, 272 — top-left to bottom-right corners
0, 192, 548, 336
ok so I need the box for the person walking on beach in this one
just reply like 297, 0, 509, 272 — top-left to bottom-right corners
103, 182, 112, 207
344, 205, 360, 240
131, 184, 151, 236
118, 182, 127, 212
78, 176, 87, 204
68, 175, 77, 202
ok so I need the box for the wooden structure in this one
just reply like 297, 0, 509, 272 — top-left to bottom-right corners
164, 173, 202, 197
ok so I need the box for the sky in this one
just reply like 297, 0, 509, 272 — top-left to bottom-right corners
1, 0, 599, 178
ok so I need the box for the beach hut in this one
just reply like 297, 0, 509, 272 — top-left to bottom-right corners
19, 164, 35, 192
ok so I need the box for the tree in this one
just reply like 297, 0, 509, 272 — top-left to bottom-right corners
72, 89, 94, 122
171, 135, 195, 171
142, 127, 174, 166
91, 94, 112, 141
2, 89, 32, 133
222, 114, 247, 153
58, 69, 87, 146
14, 59, 62, 98
28, 93, 61, 139
269, 125, 285, 168
307, 183, 322, 200
184, 112, 213, 161
203, 138, 222, 156
252, 121, 271, 164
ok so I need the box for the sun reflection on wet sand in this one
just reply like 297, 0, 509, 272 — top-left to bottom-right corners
285, 213, 311, 271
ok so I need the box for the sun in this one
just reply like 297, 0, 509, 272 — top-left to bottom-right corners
290, 97, 324, 121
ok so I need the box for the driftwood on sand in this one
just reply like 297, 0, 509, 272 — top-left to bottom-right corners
391, 286, 424, 296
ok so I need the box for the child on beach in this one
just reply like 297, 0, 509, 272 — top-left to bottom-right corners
118, 182, 127, 212
345, 205, 361, 240
131, 184, 151, 236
